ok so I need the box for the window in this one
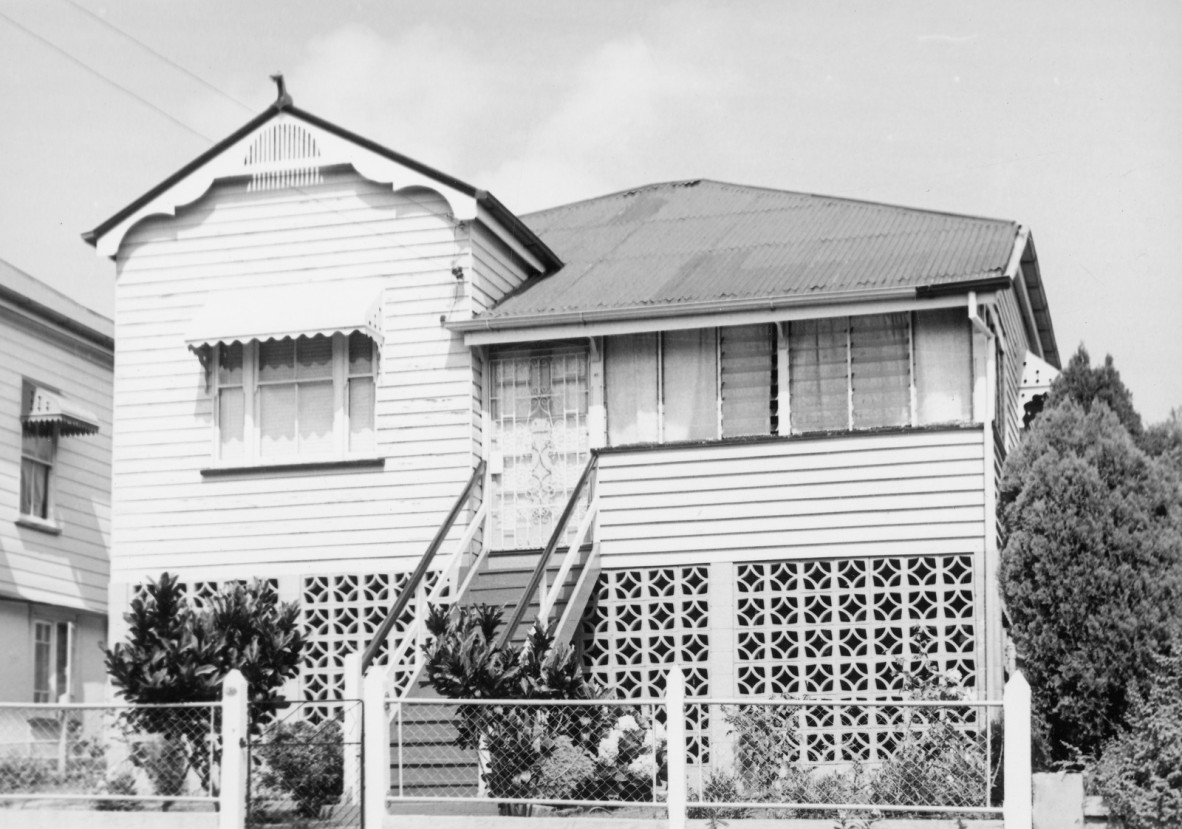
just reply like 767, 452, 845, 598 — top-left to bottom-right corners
33, 619, 72, 703
789, 311, 974, 433
605, 325, 777, 446
212, 332, 377, 463
604, 311, 973, 446
20, 431, 54, 520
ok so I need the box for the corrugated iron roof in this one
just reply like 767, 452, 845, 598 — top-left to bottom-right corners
481, 180, 1020, 321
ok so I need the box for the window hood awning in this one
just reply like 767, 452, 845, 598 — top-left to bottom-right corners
22, 387, 101, 437
185, 280, 385, 348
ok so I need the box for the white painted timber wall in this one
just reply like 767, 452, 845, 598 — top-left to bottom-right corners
0, 301, 112, 613
111, 169, 483, 585
595, 427, 987, 569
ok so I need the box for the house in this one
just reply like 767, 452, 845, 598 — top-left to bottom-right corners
85, 89, 1058, 764
0, 258, 113, 704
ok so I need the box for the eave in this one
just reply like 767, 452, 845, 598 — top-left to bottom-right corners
82, 100, 561, 272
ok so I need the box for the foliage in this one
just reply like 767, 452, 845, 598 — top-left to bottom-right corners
0, 757, 51, 793
723, 700, 799, 793
106, 573, 305, 707
714, 631, 987, 814
423, 604, 657, 812
94, 773, 142, 811
258, 720, 344, 818
688, 771, 750, 819
1141, 407, 1182, 468
104, 573, 306, 797
1045, 345, 1143, 437
1094, 643, 1182, 829
998, 401, 1182, 761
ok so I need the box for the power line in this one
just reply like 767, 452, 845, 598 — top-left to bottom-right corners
0, 8, 214, 143
58, 0, 255, 116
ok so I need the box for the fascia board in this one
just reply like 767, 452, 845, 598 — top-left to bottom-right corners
460, 291, 988, 347
88, 111, 478, 259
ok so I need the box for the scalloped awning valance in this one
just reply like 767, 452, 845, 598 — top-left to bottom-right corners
185, 279, 385, 348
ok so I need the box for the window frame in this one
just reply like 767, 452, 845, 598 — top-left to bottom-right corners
32, 618, 73, 703
606, 325, 779, 447
210, 332, 379, 466
20, 429, 56, 521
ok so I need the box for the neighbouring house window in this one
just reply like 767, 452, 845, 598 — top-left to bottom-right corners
33, 619, 72, 703
605, 325, 777, 445
212, 332, 377, 463
20, 431, 55, 519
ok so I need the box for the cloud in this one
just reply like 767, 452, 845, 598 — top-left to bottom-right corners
917, 34, 978, 43
284, 24, 497, 173
481, 29, 743, 212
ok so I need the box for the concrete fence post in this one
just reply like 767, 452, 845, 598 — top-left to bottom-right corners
343, 651, 363, 806
363, 666, 390, 829
1004, 670, 1033, 829
219, 669, 249, 829
665, 666, 687, 829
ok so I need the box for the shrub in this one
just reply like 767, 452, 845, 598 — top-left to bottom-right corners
95, 772, 142, 811
999, 401, 1182, 761
259, 720, 344, 818
688, 770, 750, 819
1094, 646, 1182, 829
0, 757, 52, 794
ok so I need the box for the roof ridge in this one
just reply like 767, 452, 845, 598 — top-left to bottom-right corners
524, 178, 1018, 227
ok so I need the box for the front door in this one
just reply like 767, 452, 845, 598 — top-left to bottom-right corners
489, 344, 589, 549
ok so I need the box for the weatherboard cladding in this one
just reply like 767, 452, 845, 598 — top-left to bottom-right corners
486, 180, 1019, 319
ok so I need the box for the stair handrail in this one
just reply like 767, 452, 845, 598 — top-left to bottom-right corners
361, 460, 486, 672
495, 452, 599, 651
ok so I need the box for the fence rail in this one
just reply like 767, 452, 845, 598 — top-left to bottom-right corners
0, 701, 220, 809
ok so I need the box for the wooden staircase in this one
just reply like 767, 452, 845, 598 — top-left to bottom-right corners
370, 456, 603, 802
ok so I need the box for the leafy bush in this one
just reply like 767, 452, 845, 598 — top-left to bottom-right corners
105, 573, 306, 797
1094, 645, 1182, 829
422, 604, 621, 812
687, 770, 749, 819
258, 720, 344, 819
0, 757, 52, 793
94, 772, 142, 811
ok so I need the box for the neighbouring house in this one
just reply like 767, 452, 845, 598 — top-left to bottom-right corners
85, 90, 1058, 768
0, 258, 113, 705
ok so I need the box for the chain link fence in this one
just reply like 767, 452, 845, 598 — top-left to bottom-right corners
246, 698, 362, 828
687, 698, 1003, 819
0, 702, 219, 810
389, 698, 665, 814
385, 696, 1003, 819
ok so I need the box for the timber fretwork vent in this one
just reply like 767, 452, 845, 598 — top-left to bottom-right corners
580, 566, 711, 762
300, 571, 448, 715
243, 122, 323, 190
736, 555, 977, 763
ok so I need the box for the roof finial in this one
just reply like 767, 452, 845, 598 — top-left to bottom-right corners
270, 73, 292, 109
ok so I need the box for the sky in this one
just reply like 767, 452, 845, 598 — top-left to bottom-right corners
1, 0, 1179, 421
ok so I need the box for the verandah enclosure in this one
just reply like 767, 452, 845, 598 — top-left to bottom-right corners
1, 666, 1033, 828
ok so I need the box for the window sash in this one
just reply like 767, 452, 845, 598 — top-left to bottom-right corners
213, 333, 377, 463
20, 431, 54, 519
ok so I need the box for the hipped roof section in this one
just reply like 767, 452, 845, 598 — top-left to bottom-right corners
460, 179, 1059, 365
82, 98, 561, 272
